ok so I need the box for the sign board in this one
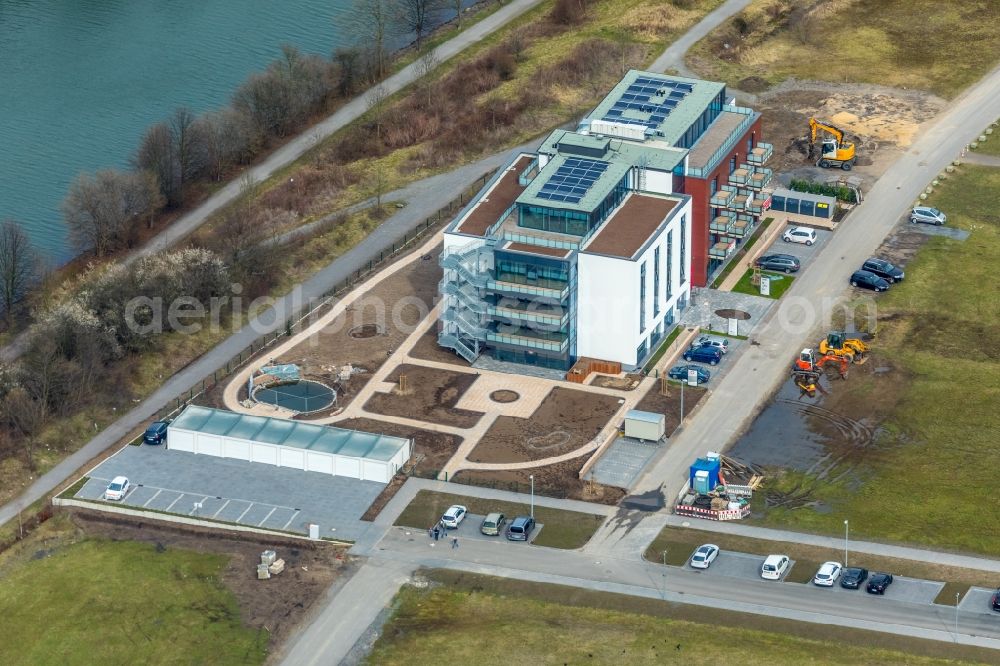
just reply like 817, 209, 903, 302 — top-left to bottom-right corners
760, 275, 771, 296
727, 317, 739, 336
687, 368, 700, 387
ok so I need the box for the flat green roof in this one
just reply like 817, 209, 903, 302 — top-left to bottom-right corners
539, 129, 687, 173
169, 406, 409, 461
586, 70, 725, 147
516, 154, 631, 212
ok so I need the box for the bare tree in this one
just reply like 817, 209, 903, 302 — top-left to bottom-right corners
366, 84, 390, 142
135, 122, 181, 206
0, 220, 37, 326
416, 50, 440, 109
62, 169, 165, 256
2, 387, 47, 471
171, 106, 205, 184
452, 0, 463, 29
355, 0, 396, 79
334, 47, 363, 97
398, 0, 446, 47
192, 109, 255, 181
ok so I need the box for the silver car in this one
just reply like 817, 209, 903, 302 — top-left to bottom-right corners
691, 334, 729, 354
910, 206, 946, 226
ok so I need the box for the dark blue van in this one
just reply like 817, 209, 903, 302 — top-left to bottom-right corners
144, 421, 168, 445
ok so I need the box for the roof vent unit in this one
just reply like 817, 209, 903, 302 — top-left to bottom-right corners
590, 119, 647, 142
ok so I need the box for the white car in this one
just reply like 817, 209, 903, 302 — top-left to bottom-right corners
813, 561, 843, 587
782, 226, 817, 246
440, 505, 468, 529
689, 544, 720, 569
761, 554, 790, 580
104, 476, 130, 501
910, 206, 946, 226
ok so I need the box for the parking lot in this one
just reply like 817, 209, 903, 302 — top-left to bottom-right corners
960, 587, 999, 615
589, 437, 662, 488
771, 225, 833, 265
681, 545, 945, 605
75, 444, 385, 541
418, 512, 543, 545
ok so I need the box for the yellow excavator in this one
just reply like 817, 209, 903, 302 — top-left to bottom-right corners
818, 331, 870, 365
808, 118, 856, 171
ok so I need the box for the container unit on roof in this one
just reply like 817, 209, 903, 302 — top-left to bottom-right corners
167, 405, 410, 483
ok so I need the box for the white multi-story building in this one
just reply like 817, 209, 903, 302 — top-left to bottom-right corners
438, 69, 771, 372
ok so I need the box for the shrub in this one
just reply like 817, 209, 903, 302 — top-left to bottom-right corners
789, 178, 858, 203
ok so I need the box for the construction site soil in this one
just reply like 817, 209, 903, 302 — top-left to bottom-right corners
65, 509, 348, 651
408, 328, 472, 367
335, 417, 463, 476
753, 82, 945, 181
467, 387, 622, 464
269, 245, 444, 409
635, 381, 707, 434
363, 364, 483, 428
454, 457, 626, 504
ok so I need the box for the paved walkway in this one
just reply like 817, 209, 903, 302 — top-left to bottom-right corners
649, 0, 752, 76
963, 150, 1000, 167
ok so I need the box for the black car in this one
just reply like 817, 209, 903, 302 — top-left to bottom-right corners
667, 364, 711, 384
755, 253, 801, 274
862, 258, 904, 283
682, 345, 723, 366
991, 588, 1000, 612
840, 567, 869, 589
866, 572, 894, 595
850, 270, 890, 292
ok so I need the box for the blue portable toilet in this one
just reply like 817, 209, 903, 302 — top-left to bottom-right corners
689, 457, 721, 494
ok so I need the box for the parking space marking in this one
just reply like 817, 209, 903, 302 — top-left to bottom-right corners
212, 499, 230, 518
188, 495, 212, 516
282, 510, 300, 530
237, 503, 255, 522
165, 493, 185, 512
257, 507, 278, 527
142, 489, 162, 508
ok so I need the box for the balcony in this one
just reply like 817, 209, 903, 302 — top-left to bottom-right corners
710, 212, 736, 234
728, 194, 750, 213
710, 187, 736, 208
486, 329, 569, 353
487, 279, 568, 301
747, 196, 769, 215
747, 142, 774, 165
729, 218, 751, 238
747, 167, 773, 191
488, 304, 567, 327
728, 167, 750, 187
709, 240, 736, 259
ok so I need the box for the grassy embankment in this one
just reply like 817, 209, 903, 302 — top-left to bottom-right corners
752, 165, 1000, 556
0, 517, 265, 665
366, 569, 998, 665
394, 490, 604, 549
686, 0, 1000, 98
970, 126, 1000, 157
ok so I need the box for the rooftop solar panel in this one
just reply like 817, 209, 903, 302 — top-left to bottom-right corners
535, 158, 609, 205
601, 75, 691, 131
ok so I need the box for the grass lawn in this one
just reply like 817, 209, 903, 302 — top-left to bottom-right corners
709, 216, 774, 288
971, 133, 1000, 157
644, 526, 998, 598
366, 569, 996, 665
0, 536, 265, 665
753, 165, 1000, 555
731, 267, 794, 299
393, 490, 604, 549
687, 0, 1000, 98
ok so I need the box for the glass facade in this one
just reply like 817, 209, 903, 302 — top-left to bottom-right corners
639, 261, 647, 333
652, 248, 660, 317
666, 231, 673, 299
517, 174, 629, 237
674, 89, 726, 149
679, 215, 687, 285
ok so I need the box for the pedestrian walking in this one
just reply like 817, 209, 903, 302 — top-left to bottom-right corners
433, 526, 440, 541
428, 526, 434, 539
451, 537, 459, 549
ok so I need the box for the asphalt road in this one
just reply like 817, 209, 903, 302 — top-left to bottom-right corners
365, 527, 1000, 649
634, 61, 1000, 506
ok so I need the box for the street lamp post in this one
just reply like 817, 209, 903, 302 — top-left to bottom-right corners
529, 475, 534, 519
843, 519, 849, 567
679, 378, 685, 426
955, 593, 960, 637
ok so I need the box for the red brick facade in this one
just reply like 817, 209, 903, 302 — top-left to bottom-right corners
681, 117, 764, 287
